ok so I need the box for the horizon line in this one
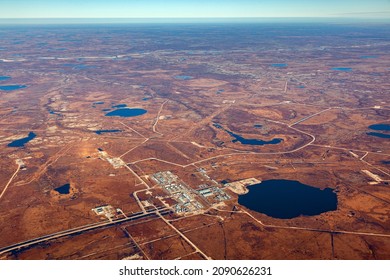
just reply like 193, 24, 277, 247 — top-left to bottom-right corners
0, 17, 389, 26
1, 16, 390, 19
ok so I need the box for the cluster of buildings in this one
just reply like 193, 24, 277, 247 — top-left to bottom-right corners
92, 205, 118, 220
197, 185, 231, 202
97, 150, 126, 169
151, 170, 231, 214
152, 171, 204, 213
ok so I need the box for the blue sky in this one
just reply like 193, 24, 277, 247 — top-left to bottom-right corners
0, 0, 389, 18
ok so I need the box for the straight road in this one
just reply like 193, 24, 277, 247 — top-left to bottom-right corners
0, 163, 21, 200
0, 208, 171, 256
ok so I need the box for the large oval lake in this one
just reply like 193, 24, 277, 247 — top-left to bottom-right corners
105, 108, 147, 118
238, 179, 337, 219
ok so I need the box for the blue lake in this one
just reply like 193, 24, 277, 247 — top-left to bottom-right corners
366, 132, 390, 139
61, 63, 78, 67
95, 129, 122, 135
175, 75, 193, 80
7, 132, 36, 147
331, 67, 352, 72
368, 124, 390, 131
93, 101, 105, 105
0, 85, 27, 91
229, 131, 283, 145
271, 63, 288, 68
361, 55, 378, 59
75, 65, 96, 70
238, 179, 338, 219
55, 183, 70, 195
214, 123, 282, 146
48, 110, 60, 116
0, 76, 11, 81
112, 104, 127, 108
105, 108, 147, 118
367, 124, 390, 139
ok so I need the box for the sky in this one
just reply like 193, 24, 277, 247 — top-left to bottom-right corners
0, 0, 389, 19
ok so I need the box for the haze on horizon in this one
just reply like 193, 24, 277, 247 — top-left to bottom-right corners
0, 0, 389, 19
